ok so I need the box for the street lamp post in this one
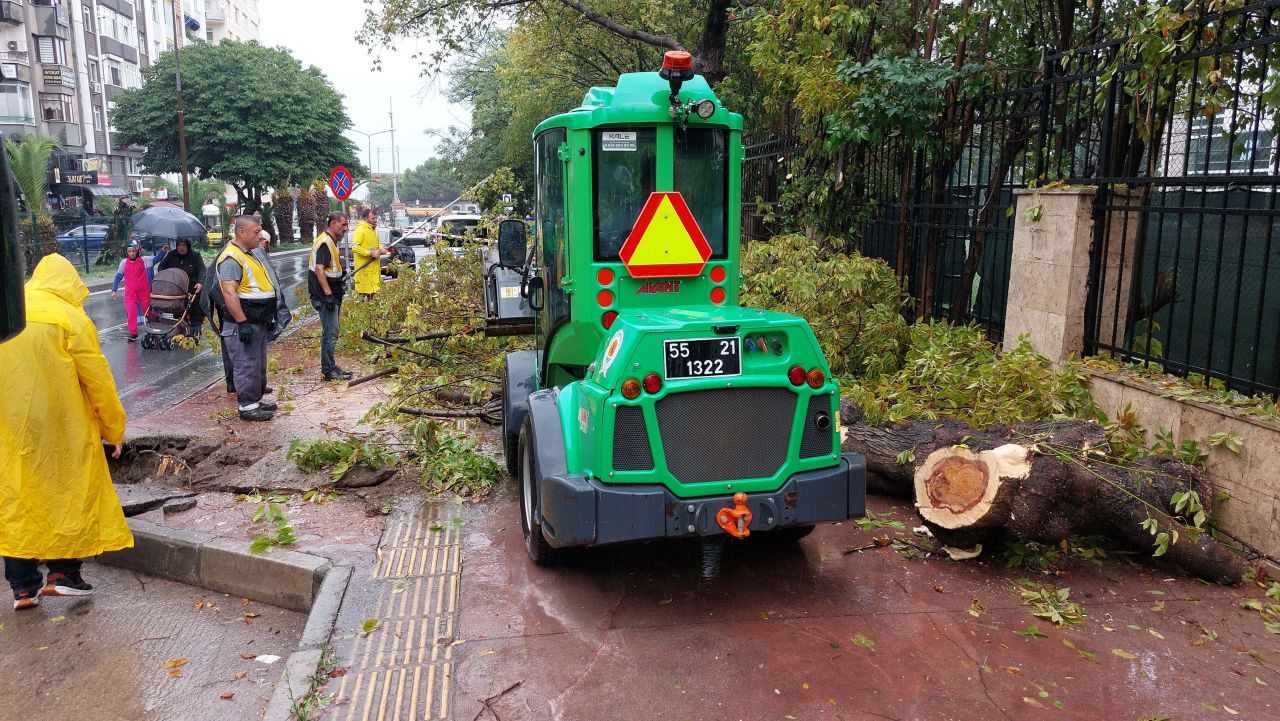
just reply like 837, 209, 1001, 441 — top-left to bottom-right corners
348, 126, 393, 199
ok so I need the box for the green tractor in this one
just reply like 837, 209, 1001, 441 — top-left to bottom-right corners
494, 51, 866, 565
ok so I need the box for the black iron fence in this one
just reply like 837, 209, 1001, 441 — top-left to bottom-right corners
744, 0, 1280, 396
1082, 2, 1280, 397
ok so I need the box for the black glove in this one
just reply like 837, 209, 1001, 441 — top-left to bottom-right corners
323, 295, 337, 312
237, 323, 253, 345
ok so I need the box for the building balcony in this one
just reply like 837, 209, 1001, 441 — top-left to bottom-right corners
40, 64, 74, 92
1, 59, 30, 81
206, 4, 226, 25
31, 3, 68, 38
0, 114, 35, 126
0, 50, 29, 65
45, 120, 83, 148
0, 0, 23, 27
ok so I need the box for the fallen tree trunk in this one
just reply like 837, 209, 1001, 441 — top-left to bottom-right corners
840, 402, 1251, 584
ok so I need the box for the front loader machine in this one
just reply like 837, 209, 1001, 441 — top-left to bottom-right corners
502, 51, 866, 565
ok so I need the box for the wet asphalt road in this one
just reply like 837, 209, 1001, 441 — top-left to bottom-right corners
88, 248, 312, 418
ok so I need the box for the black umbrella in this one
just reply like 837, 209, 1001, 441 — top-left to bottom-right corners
130, 206, 207, 241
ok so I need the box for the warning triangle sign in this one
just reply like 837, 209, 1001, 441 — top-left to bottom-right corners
619, 192, 711, 278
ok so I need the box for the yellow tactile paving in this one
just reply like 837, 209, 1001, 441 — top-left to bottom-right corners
336, 507, 463, 720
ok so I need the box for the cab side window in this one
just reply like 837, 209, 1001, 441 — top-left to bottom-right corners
536, 129, 570, 326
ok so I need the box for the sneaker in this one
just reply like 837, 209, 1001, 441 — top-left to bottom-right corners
257, 401, 278, 412
238, 407, 275, 422
42, 572, 93, 597
13, 588, 40, 610
128, 334, 138, 342
321, 372, 344, 382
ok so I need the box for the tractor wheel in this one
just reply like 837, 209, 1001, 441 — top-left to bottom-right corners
518, 417, 562, 567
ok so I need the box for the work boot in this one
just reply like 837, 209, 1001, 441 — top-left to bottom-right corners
321, 371, 345, 382
238, 407, 274, 422
42, 572, 93, 597
226, 383, 236, 393
257, 401, 279, 412
333, 367, 354, 380
12, 588, 40, 610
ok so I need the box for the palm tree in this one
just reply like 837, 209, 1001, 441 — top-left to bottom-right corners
274, 190, 294, 243
312, 180, 329, 231
4, 134, 62, 267
297, 186, 315, 242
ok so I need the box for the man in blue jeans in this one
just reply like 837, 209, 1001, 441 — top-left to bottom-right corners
309, 211, 351, 381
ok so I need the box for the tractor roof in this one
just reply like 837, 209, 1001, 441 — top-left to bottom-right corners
533, 72, 743, 136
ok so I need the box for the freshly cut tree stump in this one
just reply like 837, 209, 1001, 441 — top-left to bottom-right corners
914, 443, 1030, 530
840, 402, 1252, 584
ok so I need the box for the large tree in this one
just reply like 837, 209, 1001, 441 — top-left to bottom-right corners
111, 41, 363, 214
361, 0, 734, 84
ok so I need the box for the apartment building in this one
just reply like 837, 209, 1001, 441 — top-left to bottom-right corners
0, 0, 209, 206
204, 0, 257, 43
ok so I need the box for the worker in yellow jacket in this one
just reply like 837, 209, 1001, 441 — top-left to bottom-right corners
351, 207, 386, 297
0, 254, 132, 610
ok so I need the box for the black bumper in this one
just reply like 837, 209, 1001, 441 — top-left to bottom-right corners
537, 453, 867, 548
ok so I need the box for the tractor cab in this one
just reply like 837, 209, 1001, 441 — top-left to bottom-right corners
499, 52, 866, 565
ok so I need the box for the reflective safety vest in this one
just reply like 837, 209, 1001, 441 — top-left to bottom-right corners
311, 232, 344, 279
217, 242, 276, 300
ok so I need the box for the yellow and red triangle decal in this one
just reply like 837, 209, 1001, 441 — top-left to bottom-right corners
619, 192, 711, 278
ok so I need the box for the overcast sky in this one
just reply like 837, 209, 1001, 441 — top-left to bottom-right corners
259, 0, 469, 191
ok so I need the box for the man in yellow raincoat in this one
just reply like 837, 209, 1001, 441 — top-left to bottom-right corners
351, 207, 386, 298
0, 254, 132, 610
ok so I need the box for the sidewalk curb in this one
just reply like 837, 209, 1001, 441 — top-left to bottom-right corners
97, 518, 354, 721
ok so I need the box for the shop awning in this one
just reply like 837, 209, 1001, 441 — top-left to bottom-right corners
82, 185, 130, 197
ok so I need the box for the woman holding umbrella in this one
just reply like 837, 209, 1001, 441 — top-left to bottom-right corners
110, 241, 153, 341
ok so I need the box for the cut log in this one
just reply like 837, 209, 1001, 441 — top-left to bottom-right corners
839, 401, 1252, 584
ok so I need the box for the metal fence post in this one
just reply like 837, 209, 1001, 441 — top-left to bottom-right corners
1034, 47, 1053, 182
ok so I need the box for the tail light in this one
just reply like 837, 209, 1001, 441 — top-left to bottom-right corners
787, 366, 806, 386
621, 378, 642, 400
807, 368, 825, 389
643, 373, 662, 394
602, 311, 618, 329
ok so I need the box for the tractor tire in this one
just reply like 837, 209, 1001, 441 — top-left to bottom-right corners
518, 417, 563, 567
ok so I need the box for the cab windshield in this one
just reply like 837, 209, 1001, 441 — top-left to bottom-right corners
592, 127, 729, 261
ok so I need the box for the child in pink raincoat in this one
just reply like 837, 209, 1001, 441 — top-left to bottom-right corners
110, 242, 153, 341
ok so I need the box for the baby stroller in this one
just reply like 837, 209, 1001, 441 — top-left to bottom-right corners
141, 268, 193, 349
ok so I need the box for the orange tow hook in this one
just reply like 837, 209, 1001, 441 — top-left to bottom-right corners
716, 492, 753, 538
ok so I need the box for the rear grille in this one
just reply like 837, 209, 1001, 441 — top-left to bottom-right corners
655, 388, 796, 485
612, 406, 654, 471
799, 393, 833, 458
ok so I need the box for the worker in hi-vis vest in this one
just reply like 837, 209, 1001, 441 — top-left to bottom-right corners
216, 216, 280, 421
309, 211, 351, 382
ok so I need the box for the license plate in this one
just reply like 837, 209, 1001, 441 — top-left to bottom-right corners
664, 338, 741, 379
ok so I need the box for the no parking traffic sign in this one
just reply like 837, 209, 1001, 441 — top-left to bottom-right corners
328, 166, 354, 200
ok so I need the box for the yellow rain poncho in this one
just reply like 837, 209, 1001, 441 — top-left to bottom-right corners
351, 219, 383, 295
0, 254, 133, 559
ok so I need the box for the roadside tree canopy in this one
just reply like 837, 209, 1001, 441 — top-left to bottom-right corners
110, 40, 363, 214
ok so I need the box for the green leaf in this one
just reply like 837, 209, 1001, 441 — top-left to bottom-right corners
1014, 626, 1047, 638
249, 535, 275, 555
851, 633, 874, 649
361, 618, 380, 636
1111, 648, 1138, 660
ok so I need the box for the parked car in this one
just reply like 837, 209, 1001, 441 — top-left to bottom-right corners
57, 224, 110, 252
